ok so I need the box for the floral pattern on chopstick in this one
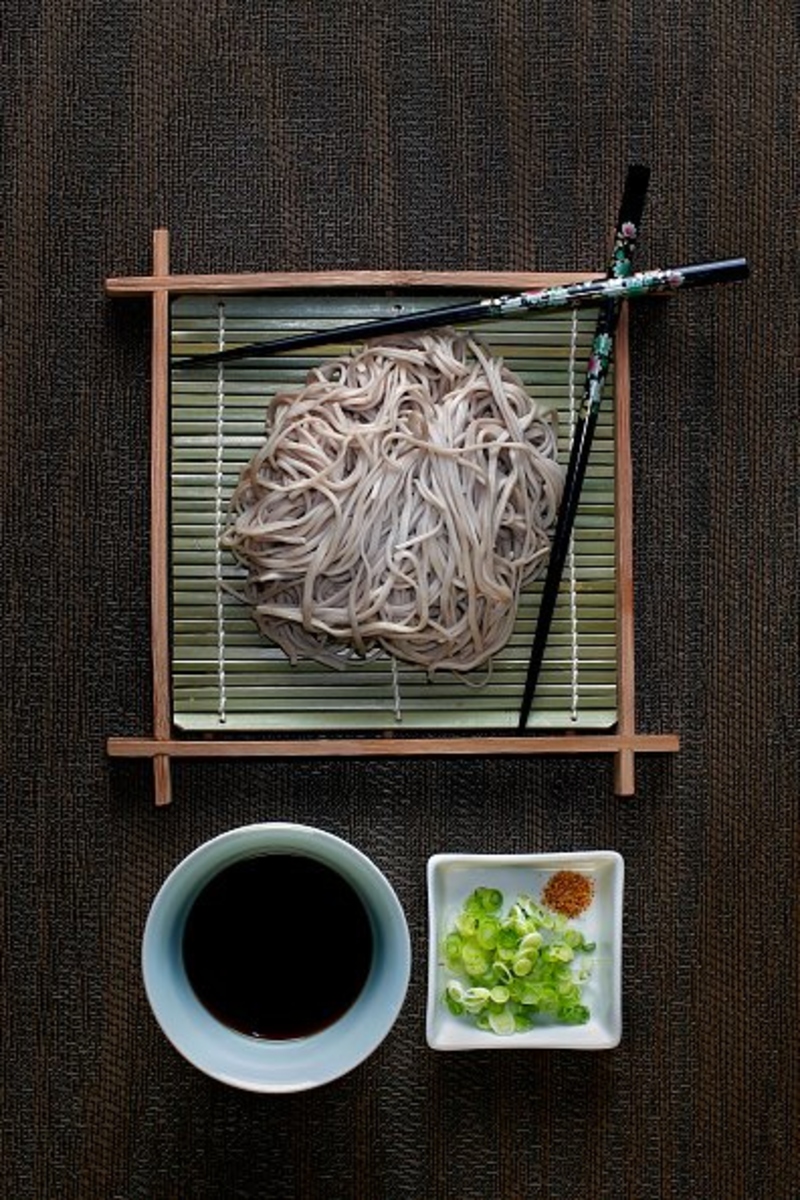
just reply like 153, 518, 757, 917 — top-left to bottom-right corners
612, 221, 637, 277
587, 331, 613, 379
581, 329, 615, 418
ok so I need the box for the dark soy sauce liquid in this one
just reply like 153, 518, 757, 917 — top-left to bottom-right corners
182, 854, 374, 1039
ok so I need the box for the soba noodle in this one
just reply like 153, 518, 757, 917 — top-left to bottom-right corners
223, 329, 564, 673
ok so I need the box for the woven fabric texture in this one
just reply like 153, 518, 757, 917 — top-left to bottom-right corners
1, 2, 797, 1198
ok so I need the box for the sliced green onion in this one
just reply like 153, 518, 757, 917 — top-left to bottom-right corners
478, 887, 503, 912
476, 916, 500, 949
462, 986, 491, 1012
445, 933, 463, 960
488, 1009, 516, 1036
461, 943, 489, 977
441, 883, 595, 1036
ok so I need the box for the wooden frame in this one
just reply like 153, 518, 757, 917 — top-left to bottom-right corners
106, 230, 679, 804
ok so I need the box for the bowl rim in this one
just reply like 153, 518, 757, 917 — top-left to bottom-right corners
142, 822, 411, 1091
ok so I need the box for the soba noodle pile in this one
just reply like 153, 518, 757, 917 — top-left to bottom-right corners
223, 330, 564, 674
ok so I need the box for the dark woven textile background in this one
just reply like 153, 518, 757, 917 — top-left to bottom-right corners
2, 2, 797, 1198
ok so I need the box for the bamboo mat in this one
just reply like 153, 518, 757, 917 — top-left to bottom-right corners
170, 294, 618, 733
2, 1, 798, 1198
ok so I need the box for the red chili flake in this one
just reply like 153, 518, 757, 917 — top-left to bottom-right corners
541, 870, 595, 918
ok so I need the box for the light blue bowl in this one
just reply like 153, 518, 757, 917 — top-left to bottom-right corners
142, 823, 411, 1092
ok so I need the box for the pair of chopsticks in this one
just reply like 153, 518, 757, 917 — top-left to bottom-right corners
180, 167, 748, 723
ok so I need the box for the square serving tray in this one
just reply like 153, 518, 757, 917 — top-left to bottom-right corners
105, 231, 679, 803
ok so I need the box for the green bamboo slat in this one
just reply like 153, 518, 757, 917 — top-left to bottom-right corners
169, 291, 619, 733
173, 710, 619, 732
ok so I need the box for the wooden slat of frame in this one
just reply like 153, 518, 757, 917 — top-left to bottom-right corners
108, 733, 680, 759
612, 307, 637, 795
150, 231, 172, 806
106, 269, 602, 296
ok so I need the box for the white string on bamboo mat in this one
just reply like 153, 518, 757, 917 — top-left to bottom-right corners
567, 306, 580, 722
391, 654, 402, 723
214, 302, 228, 724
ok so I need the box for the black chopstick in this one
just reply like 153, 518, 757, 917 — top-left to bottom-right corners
174, 254, 748, 368
517, 164, 651, 730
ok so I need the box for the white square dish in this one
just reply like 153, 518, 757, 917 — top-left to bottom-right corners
426, 851, 623, 1051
